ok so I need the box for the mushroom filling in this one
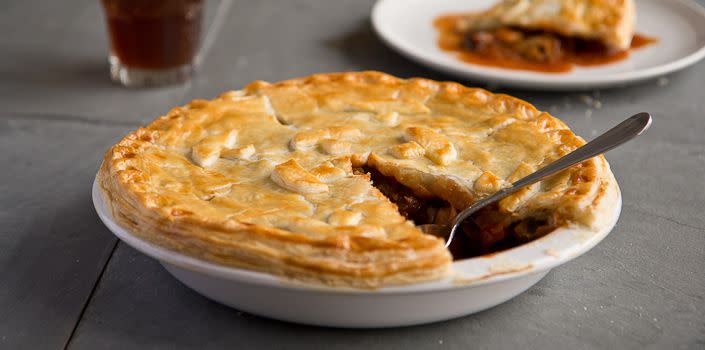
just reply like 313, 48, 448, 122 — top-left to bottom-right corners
363, 167, 555, 259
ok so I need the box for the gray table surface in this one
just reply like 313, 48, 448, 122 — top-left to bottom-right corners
1, 0, 703, 349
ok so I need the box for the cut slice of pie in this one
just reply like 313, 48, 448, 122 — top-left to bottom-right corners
98, 72, 619, 288
457, 0, 636, 51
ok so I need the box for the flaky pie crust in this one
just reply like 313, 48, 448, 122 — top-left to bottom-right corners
98, 72, 618, 288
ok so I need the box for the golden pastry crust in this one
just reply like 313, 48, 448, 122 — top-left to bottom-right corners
457, 0, 636, 50
99, 71, 617, 288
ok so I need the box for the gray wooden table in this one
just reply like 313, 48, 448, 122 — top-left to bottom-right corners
1, 0, 703, 349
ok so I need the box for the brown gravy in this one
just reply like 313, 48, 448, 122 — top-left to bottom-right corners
434, 14, 657, 73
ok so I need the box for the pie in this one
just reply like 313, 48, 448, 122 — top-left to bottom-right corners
457, 0, 636, 51
98, 72, 619, 288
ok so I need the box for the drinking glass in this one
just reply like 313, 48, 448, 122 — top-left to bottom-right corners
101, 0, 203, 87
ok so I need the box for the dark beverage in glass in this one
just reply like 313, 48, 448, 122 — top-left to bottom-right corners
101, 0, 203, 87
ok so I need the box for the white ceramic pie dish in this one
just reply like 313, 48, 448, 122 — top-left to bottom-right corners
93, 177, 621, 328
372, 0, 705, 90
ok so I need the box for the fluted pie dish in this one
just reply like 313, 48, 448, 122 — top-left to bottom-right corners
95, 72, 621, 326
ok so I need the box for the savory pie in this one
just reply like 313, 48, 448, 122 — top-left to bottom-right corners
434, 0, 646, 72
98, 72, 619, 288
457, 0, 636, 51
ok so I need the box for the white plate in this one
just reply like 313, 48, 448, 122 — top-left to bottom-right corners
93, 178, 621, 327
372, 0, 705, 90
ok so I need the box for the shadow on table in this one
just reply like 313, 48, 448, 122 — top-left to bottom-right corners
322, 18, 455, 82
172, 284, 531, 349
0, 48, 115, 92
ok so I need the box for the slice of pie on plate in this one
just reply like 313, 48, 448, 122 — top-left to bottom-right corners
456, 0, 636, 51
98, 72, 619, 289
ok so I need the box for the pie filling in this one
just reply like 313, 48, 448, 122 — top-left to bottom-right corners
462, 27, 655, 65
364, 167, 556, 260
